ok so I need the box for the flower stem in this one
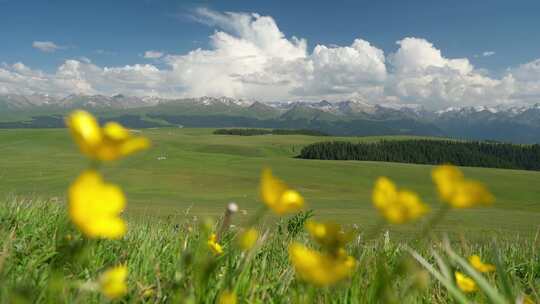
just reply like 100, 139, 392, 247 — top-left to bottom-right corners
418, 204, 451, 240
88, 160, 102, 171
363, 219, 387, 242
246, 206, 267, 227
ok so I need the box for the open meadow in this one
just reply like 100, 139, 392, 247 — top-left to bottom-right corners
0, 128, 539, 237
0, 126, 539, 303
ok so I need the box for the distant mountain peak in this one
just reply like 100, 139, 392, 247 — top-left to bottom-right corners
1, 94, 540, 143
193, 96, 253, 107
2, 93, 539, 115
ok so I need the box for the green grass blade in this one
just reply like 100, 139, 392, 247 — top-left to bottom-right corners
408, 249, 471, 304
493, 243, 514, 302
445, 247, 507, 304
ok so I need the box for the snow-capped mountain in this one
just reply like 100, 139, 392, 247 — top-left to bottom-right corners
57, 94, 162, 108
1, 93, 540, 143
2, 93, 540, 121
0, 93, 57, 109
264, 100, 422, 117
435, 103, 540, 123
0, 92, 537, 109
192, 96, 253, 107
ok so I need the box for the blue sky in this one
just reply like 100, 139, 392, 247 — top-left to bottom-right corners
1, 0, 538, 72
1, 0, 539, 108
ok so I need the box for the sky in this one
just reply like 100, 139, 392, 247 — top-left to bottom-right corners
1, 0, 540, 109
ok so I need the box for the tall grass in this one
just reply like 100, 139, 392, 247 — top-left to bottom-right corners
0, 198, 538, 303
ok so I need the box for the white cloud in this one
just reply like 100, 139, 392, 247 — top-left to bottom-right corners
482, 51, 495, 57
291, 39, 387, 99
0, 61, 95, 95
385, 38, 515, 109
0, 60, 166, 96
168, 9, 387, 101
163, 8, 309, 100
32, 41, 63, 53
390, 38, 473, 74
143, 50, 164, 59
511, 59, 540, 82
506, 59, 540, 103
1, 10, 538, 109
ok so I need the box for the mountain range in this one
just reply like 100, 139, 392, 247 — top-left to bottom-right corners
1, 94, 539, 143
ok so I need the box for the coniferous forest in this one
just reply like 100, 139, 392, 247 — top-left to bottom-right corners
213, 128, 329, 136
297, 140, 540, 171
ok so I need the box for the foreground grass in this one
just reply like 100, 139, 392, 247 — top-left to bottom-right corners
1, 198, 538, 303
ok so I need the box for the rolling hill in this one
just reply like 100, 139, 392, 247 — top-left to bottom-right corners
0, 128, 539, 237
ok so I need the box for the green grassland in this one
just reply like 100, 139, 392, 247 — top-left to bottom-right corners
1, 127, 540, 303
0, 128, 539, 237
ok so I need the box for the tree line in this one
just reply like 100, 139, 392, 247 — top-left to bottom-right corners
213, 128, 329, 136
297, 140, 540, 171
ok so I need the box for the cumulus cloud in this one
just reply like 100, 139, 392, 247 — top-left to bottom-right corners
483, 51, 495, 57
290, 39, 387, 99
172, 8, 308, 99
390, 38, 473, 74
0, 61, 93, 95
1, 10, 538, 109
507, 59, 540, 103
386, 38, 514, 109
32, 41, 63, 53
0, 60, 165, 96
171, 8, 387, 101
143, 50, 164, 59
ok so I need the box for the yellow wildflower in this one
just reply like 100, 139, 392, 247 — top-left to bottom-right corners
523, 295, 535, 304
260, 168, 304, 215
141, 287, 155, 299
66, 110, 150, 161
238, 228, 259, 251
305, 220, 354, 251
455, 271, 477, 293
68, 170, 126, 239
372, 177, 429, 224
208, 233, 223, 255
288, 242, 356, 286
218, 290, 237, 304
469, 255, 496, 273
99, 265, 128, 300
432, 165, 494, 208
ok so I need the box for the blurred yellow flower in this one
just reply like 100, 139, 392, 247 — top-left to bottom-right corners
99, 265, 128, 300
432, 165, 494, 208
66, 110, 150, 161
372, 177, 429, 224
218, 290, 237, 304
289, 242, 356, 286
208, 233, 223, 255
305, 220, 354, 251
523, 295, 535, 304
238, 228, 258, 251
260, 168, 304, 215
141, 287, 155, 299
68, 170, 126, 239
455, 271, 477, 293
469, 255, 495, 273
